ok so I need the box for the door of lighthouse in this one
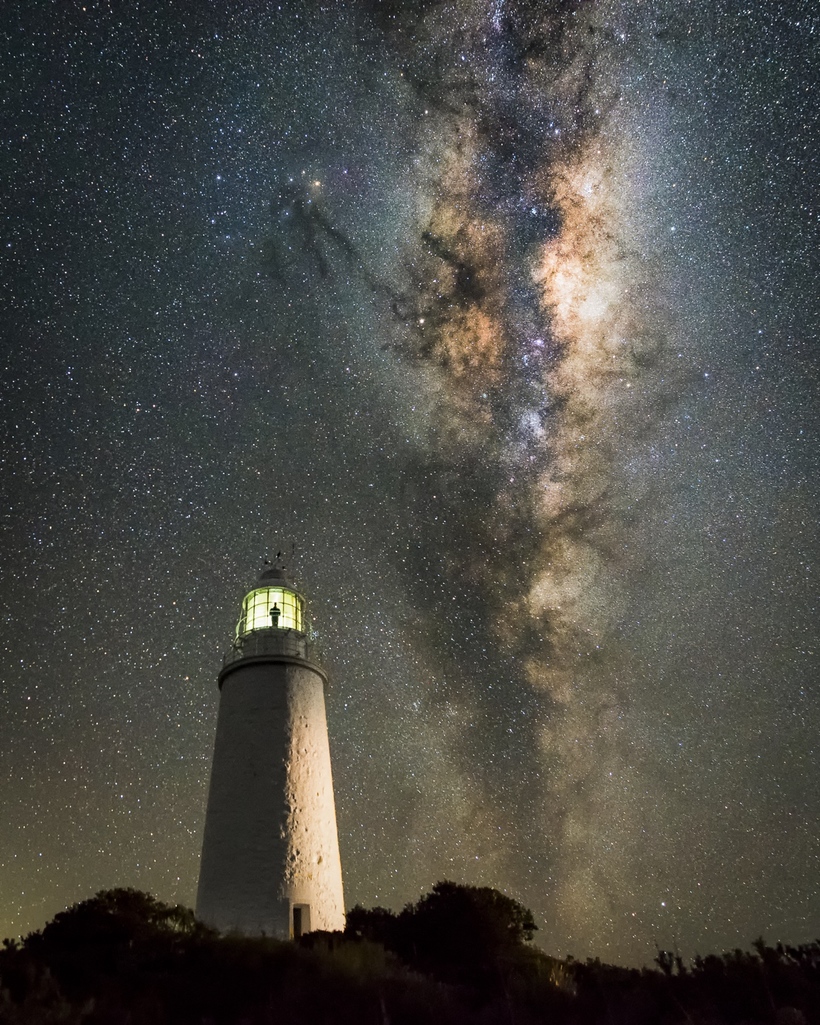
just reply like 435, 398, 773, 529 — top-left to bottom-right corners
292, 904, 311, 938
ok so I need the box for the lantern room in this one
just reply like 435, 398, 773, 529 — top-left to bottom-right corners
235, 564, 305, 638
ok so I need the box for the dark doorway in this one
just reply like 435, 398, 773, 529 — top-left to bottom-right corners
292, 903, 310, 938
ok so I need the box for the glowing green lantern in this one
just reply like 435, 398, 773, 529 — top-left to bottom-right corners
235, 566, 305, 638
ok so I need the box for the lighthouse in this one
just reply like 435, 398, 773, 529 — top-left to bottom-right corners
196, 562, 345, 938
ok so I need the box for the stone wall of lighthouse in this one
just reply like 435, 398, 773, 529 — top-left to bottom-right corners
196, 579, 345, 939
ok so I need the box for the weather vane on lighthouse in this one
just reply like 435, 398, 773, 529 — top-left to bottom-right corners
196, 557, 345, 938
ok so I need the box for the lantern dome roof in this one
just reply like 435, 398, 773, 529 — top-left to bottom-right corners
256, 561, 301, 594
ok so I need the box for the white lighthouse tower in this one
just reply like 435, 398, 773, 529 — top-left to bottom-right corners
196, 561, 345, 938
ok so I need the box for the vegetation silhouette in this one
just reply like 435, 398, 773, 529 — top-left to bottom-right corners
1, 885, 819, 1024
346, 879, 541, 989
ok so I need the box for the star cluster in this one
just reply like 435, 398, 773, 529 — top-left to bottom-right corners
0, 0, 817, 965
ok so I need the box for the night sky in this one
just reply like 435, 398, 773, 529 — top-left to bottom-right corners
1, 0, 818, 966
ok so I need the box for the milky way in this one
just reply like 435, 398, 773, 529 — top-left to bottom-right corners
0, 0, 818, 964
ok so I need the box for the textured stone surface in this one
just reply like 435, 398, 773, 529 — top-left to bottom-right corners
196, 659, 345, 937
